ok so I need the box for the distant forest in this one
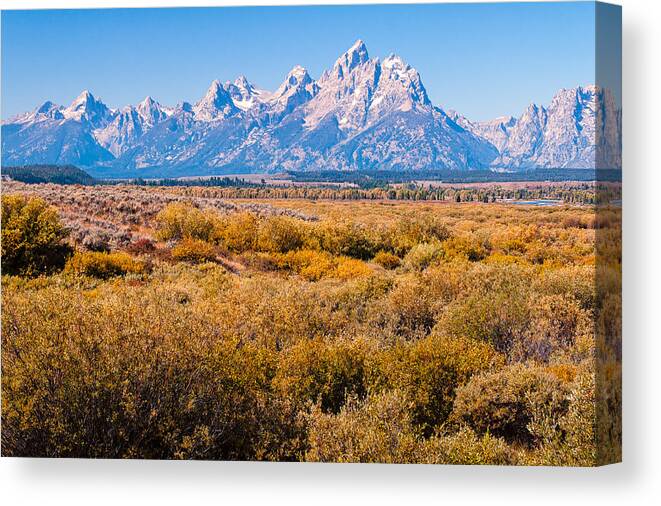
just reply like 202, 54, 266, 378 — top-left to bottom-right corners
1, 164, 621, 205
2, 165, 97, 185
287, 169, 623, 187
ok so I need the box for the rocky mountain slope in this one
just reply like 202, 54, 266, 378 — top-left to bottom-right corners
1, 41, 621, 176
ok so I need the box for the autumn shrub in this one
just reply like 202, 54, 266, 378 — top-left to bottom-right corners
1, 194, 72, 276
375, 275, 439, 338
257, 215, 306, 253
207, 274, 340, 350
596, 293, 622, 361
532, 265, 596, 311
306, 392, 518, 465
216, 212, 258, 252
438, 279, 530, 355
312, 221, 378, 259
81, 230, 112, 252
561, 215, 588, 229
521, 368, 599, 466
305, 390, 422, 463
421, 426, 518, 465
372, 250, 401, 270
451, 363, 568, 446
171, 238, 217, 264
443, 235, 489, 262
1, 191, 613, 464
525, 240, 557, 265
324, 272, 394, 330
333, 257, 372, 280
154, 202, 218, 242
65, 251, 148, 279
274, 339, 369, 414
380, 214, 451, 255
376, 334, 503, 434
0, 285, 281, 459
513, 294, 592, 363
402, 241, 444, 271
273, 249, 336, 281
126, 238, 156, 255
366, 266, 462, 340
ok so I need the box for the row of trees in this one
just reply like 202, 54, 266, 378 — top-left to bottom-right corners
171, 184, 617, 205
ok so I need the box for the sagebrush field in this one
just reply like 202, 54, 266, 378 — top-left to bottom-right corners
1, 181, 621, 464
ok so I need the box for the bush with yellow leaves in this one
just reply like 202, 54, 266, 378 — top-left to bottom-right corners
1, 194, 72, 276
65, 251, 148, 279
154, 202, 219, 242
171, 238, 217, 264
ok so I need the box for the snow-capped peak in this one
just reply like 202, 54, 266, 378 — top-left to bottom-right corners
233, 75, 251, 90
224, 75, 271, 111
268, 65, 318, 117
380, 53, 430, 106
136, 96, 169, 125
1, 42, 621, 174
332, 39, 370, 77
68, 89, 95, 109
63, 89, 114, 127
35, 101, 64, 120
382, 53, 404, 68
278, 65, 313, 91
193, 80, 238, 121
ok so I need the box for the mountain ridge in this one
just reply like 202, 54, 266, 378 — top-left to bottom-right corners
1, 41, 622, 177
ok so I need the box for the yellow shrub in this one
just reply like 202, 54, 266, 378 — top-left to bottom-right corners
305, 390, 421, 463
312, 220, 378, 259
372, 251, 401, 270
443, 235, 489, 262
333, 257, 372, 280
155, 202, 218, 242
377, 334, 503, 435
257, 216, 306, 253
1, 194, 71, 276
274, 339, 368, 413
422, 427, 518, 465
274, 249, 336, 281
484, 252, 524, 265
65, 251, 148, 279
218, 212, 258, 252
171, 238, 217, 263
402, 241, 444, 270
451, 363, 567, 446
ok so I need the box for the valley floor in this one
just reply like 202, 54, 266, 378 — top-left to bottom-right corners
0, 182, 621, 464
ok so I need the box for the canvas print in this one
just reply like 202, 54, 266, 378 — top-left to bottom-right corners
0, 2, 621, 465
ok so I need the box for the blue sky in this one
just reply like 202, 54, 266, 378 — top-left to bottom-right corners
1, 2, 597, 121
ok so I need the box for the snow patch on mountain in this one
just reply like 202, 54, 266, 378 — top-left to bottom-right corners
1, 41, 622, 175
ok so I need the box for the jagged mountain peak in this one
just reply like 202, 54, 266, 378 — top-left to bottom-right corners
32, 101, 65, 121
332, 39, 370, 78
176, 101, 193, 113
36, 100, 59, 113
1, 41, 621, 174
66, 90, 102, 113
62, 89, 114, 128
380, 53, 430, 106
193, 79, 238, 121
268, 65, 318, 117
225, 75, 271, 111
278, 65, 314, 90
69, 89, 95, 106
233, 75, 251, 89
136, 95, 169, 125
139, 95, 157, 108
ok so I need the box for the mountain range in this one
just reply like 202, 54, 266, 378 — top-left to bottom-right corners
1, 40, 621, 177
